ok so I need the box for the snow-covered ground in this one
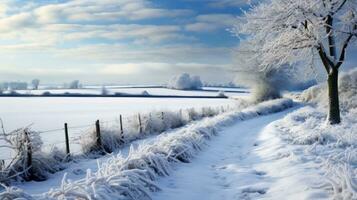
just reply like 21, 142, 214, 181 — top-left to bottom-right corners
0, 97, 240, 133
153, 106, 329, 200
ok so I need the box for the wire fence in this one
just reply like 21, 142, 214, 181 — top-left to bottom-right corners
0, 104, 237, 171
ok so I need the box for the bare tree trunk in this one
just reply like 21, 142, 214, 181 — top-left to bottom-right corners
327, 69, 340, 124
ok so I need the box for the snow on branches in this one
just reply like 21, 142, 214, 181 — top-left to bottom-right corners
234, 0, 356, 124
234, 0, 356, 71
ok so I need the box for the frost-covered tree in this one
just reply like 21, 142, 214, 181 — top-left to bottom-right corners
69, 80, 80, 89
235, 0, 357, 124
101, 86, 108, 95
31, 79, 40, 90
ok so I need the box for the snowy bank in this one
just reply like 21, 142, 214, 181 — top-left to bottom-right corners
272, 69, 357, 199
0, 99, 293, 199
272, 106, 357, 199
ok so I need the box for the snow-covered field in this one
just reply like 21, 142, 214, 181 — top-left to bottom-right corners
0, 96, 242, 159
7, 86, 249, 98
0, 97, 240, 133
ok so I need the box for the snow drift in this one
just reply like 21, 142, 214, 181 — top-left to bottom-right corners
167, 73, 203, 90
0, 99, 293, 199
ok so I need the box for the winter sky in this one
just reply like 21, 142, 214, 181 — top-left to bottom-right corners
0, 0, 252, 85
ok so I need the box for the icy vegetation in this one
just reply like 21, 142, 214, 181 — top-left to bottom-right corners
0, 127, 67, 184
299, 68, 357, 112
0, 99, 293, 199
273, 69, 357, 199
167, 73, 203, 90
80, 106, 242, 155
0, 104, 242, 184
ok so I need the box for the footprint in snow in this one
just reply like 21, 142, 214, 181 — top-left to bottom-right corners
72, 168, 85, 175
252, 170, 267, 176
241, 187, 267, 195
234, 188, 268, 200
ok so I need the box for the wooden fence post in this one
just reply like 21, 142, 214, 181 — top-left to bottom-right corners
95, 120, 102, 148
119, 115, 124, 140
64, 123, 70, 156
24, 130, 33, 180
138, 114, 142, 133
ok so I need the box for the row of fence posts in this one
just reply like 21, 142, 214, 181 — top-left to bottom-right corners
61, 111, 169, 157
20, 106, 231, 179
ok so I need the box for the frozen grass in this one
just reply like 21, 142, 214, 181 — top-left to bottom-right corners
0, 128, 67, 184
0, 104, 244, 184
272, 69, 357, 199
80, 105, 243, 155
273, 106, 357, 199
0, 98, 293, 199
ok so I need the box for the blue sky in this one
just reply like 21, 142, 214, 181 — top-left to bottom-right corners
0, 0, 251, 85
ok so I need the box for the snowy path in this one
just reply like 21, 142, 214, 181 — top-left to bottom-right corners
153, 107, 327, 200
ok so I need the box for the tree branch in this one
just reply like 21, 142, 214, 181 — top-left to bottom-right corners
336, 34, 354, 69
333, 0, 347, 15
317, 44, 333, 73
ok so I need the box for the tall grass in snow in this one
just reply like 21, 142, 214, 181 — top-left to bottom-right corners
0, 126, 67, 184
0, 104, 243, 183
80, 106, 239, 155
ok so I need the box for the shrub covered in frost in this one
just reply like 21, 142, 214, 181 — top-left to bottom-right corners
167, 73, 203, 90
217, 90, 226, 97
0, 128, 66, 183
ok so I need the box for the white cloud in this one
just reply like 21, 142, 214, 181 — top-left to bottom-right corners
207, 0, 251, 8
0, 0, 237, 84
0, 0, 194, 49
53, 43, 232, 64
185, 14, 236, 32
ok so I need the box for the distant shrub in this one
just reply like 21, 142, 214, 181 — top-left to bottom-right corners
141, 90, 149, 96
167, 73, 203, 90
217, 90, 226, 97
69, 80, 80, 89
101, 86, 108, 95
42, 91, 51, 96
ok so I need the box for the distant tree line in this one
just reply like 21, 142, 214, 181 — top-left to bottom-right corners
0, 79, 82, 93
